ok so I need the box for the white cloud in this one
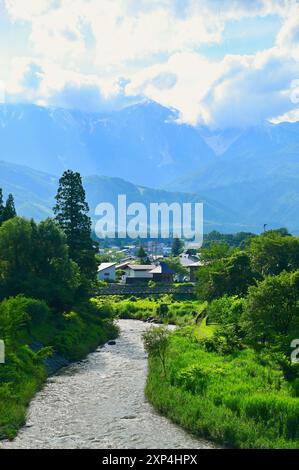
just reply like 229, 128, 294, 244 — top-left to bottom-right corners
5, 0, 225, 69
276, 2, 299, 48
5, 57, 138, 112
199, 48, 299, 128
8, 0, 281, 68
124, 41, 299, 128
5, 0, 50, 21
125, 52, 222, 124
3, 0, 299, 127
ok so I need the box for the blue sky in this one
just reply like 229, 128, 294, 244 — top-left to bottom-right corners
0, 0, 299, 128
198, 15, 282, 58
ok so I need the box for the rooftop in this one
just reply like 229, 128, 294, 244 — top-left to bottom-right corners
98, 262, 117, 272
116, 259, 136, 269
128, 264, 156, 271
179, 254, 200, 267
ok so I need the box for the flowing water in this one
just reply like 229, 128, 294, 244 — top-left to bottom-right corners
1, 320, 215, 449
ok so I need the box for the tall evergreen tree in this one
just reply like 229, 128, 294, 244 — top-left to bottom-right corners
53, 170, 97, 289
172, 237, 184, 256
3, 194, 16, 222
136, 245, 149, 264
0, 189, 4, 224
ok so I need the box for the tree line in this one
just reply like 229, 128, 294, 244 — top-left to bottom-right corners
0, 190, 16, 226
0, 170, 98, 311
196, 229, 299, 359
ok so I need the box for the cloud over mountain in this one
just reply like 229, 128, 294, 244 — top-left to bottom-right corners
0, 0, 298, 128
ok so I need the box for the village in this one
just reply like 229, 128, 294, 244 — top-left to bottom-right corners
97, 240, 202, 285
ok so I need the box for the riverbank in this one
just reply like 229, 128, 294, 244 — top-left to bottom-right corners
102, 295, 206, 325
145, 329, 299, 449
0, 320, 215, 449
0, 297, 118, 440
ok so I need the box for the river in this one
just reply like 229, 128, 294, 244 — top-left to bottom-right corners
1, 320, 215, 449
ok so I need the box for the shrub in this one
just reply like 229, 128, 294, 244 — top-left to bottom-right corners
143, 326, 170, 376
242, 271, 299, 355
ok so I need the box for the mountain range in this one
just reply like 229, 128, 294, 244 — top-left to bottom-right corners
0, 102, 214, 188
0, 102, 298, 233
0, 160, 239, 233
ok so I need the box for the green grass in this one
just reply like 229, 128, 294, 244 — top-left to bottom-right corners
100, 295, 206, 325
194, 318, 216, 339
0, 346, 47, 439
146, 331, 299, 449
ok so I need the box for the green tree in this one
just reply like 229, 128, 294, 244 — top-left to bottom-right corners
0, 217, 79, 309
136, 245, 148, 264
54, 170, 98, 291
164, 257, 188, 277
32, 219, 80, 309
202, 296, 245, 354
0, 189, 4, 224
200, 242, 231, 262
203, 230, 256, 249
250, 232, 299, 276
196, 251, 257, 301
0, 217, 34, 298
0, 296, 30, 347
264, 228, 291, 237
172, 237, 184, 256
2, 194, 16, 223
225, 252, 257, 295
242, 270, 299, 354
207, 295, 245, 325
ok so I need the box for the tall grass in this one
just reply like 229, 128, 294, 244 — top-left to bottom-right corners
146, 332, 299, 449
105, 295, 205, 324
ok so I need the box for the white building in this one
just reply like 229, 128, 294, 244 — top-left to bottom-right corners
125, 264, 155, 284
97, 262, 116, 281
